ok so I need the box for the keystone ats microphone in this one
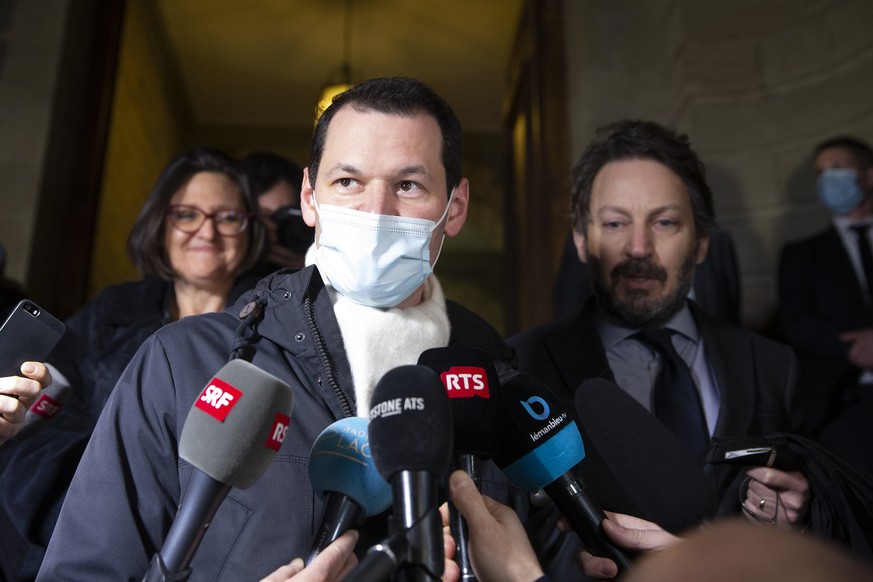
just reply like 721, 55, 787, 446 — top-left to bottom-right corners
417, 346, 499, 582
349, 365, 453, 582
306, 416, 391, 564
494, 372, 633, 573
141, 359, 294, 582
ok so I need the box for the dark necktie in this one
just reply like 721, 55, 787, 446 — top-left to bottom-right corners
633, 329, 709, 457
850, 224, 873, 303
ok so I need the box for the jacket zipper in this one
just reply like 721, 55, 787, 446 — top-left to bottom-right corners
304, 296, 354, 418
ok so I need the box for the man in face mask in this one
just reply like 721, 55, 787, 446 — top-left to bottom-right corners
38, 78, 557, 581
778, 136, 873, 478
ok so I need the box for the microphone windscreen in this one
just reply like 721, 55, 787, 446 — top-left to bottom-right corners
309, 417, 392, 518
494, 372, 585, 492
574, 379, 717, 531
179, 359, 294, 489
368, 365, 453, 480
417, 346, 499, 458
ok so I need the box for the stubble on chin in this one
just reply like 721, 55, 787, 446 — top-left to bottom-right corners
587, 250, 697, 330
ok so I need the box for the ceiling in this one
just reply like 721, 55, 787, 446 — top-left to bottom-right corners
154, 0, 525, 133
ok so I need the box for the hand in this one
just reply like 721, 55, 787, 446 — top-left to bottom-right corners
564, 512, 680, 580
741, 467, 810, 528
259, 529, 358, 582
446, 470, 544, 582
0, 362, 52, 445
838, 328, 873, 368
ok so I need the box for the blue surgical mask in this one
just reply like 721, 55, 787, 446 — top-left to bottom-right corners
313, 191, 454, 308
817, 168, 865, 214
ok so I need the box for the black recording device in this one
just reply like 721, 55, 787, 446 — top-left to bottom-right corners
271, 206, 314, 255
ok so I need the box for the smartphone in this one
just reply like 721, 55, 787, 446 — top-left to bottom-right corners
0, 299, 65, 378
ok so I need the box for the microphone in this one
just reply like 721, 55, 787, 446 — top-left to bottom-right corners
417, 346, 499, 582
142, 359, 295, 582
18, 379, 71, 439
494, 372, 634, 573
306, 416, 391, 564
351, 365, 453, 582
573, 378, 717, 532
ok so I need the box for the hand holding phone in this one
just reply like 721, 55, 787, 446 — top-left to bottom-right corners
0, 300, 64, 443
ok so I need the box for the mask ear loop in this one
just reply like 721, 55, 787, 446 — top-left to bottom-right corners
430, 187, 456, 268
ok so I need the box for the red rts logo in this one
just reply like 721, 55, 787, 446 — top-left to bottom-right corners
30, 393, 63, 420
195, 378, 242, 421
440, 366, 490, 399
266, 413, 291, 451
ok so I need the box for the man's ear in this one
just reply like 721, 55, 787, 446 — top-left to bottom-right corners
444, 178, 469, 238
300, 168, 317, 228
572, 229, 588, 264
696, 233, 710, 265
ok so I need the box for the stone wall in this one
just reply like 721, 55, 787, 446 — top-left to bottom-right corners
562, 0, 873, 331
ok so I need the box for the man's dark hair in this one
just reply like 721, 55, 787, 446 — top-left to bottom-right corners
570, 120, 716, 239
309, 77, 463, 194
127, 147, 266, 280
243, 151, 304, 200
814, 136, 873, 169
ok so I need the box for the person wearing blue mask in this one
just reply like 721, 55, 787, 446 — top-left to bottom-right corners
37, 77, 565, 582
778, 136, 873, 478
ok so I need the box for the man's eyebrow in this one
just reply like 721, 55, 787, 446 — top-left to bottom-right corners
324, 163, 362, 176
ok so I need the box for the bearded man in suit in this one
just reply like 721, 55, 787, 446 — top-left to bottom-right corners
509, 120, 811, 579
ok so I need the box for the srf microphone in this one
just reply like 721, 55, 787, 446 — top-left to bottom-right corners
306, 416, 391, 564
573, 379, 717, 532
417, 346, 499, 582
142, 359, 295, 582
349, 365, 453, 582
18, 378, 71, 439
494, 372, 633, 573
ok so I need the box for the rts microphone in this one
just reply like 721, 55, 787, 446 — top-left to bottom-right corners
494, 372, 633, 574
573, 379, 717, 532
418, 346, 499, 582
142, 359, 294, 582
306, 416, 391, 564
350, 365, 453, 582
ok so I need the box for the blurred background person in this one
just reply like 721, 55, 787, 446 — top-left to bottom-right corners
243, 151, 313, 272
779, 136, 873, 478
0, 146, 266, 581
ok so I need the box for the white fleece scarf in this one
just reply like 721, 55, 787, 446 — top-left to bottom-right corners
305, 246, 451, 416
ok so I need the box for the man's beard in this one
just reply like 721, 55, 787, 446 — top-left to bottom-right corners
588, 244, 698, 330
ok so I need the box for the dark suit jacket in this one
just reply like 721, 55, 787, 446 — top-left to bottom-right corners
508, 299, 801, 524
778, 227, 873, 430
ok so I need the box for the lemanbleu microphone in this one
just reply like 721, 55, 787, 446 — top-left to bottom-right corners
494, 372, 633, 573
306, 416, 392, 564
417, 346, 499, 582
573, 379, 717, 532
142, 359, 295, 582
350, 365, 453, 582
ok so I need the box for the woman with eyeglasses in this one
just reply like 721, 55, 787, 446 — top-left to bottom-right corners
0, 148, 266, 581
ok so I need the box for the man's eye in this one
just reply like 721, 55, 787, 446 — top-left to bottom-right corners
399, 181, 417, 192
337, 178, 354, 188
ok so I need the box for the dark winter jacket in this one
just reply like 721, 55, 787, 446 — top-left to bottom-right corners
37, 267, 532, 581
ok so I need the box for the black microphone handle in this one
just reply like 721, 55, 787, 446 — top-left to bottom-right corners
449, 454, 479, 582
159, 470, 232, 575
394, 470, 443, 582
543, 469, 634, 573
306, 494, 362, 565
344, 530, 409, 582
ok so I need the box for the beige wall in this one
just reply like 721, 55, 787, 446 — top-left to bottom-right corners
562, 0, 873, 331
89, 0, 186, 296
0, 0, 69, 284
